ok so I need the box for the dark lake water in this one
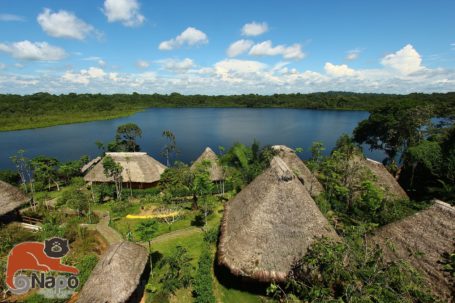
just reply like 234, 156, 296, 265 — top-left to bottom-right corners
0, 108, 385, 170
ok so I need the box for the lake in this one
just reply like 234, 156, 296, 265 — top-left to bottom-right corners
0, 108, 385, 170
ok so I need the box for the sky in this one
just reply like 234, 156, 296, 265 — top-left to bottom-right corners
0, 0, 454, 95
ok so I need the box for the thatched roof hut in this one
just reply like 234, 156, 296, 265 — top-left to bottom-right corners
191, 147, 224, 181
0, 181, 29, 217
77, 241, 149, 303
272, 145, 324, 197
368, 200, 455, 302
218, 157, 338, 282
84, 152, 167, 188
360, 157, 408, 200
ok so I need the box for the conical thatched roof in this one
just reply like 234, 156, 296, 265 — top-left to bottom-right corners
368, 200, 455, 302
77, 241, 149, 303
191, 147, 224, 181
0, 181, 29, 216
218, 157, 338, 282
360, 157, 408, 200
84, 152, 167, 184
272, 145, 324, 197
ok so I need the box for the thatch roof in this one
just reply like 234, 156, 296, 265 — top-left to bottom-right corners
191, 147, 224, 181
218, 157, 338, 282
272, 145, 324, 197
80, 156, 101, 174
0, 181, 29, 216
77, 241, 149, 303
84, 152, 167, 184
361, 157, 409, 200
368, 200, 455, 302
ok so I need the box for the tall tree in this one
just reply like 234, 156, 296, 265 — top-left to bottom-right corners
136, 219, 158, 275
10, 150, 35, 209
161, 130, 179, 166
353, 105, 432, 164
115, 123, 142, 152
31, 156, 60, 191
102, 156, 123, 201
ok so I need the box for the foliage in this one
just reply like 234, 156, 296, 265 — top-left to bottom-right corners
354, 104, 433, 163
220, 141, 277, 186
1, 92, 454, 131
58, 188, 90, 216
75, 254, 99, 290
161, 130, 179, 167
31, 156, 60, 191
282, 225, 436, 303
113, 123, 142, 152
102, 155, 123, 200
192, 247, 215, 303
24, 294, 67, 303
203, 226, 219, 244
158, 246, 193, 295
0, 169, 20, 184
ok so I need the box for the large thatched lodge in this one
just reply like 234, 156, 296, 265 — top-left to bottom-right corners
77, 241, 150, 303
0, 180, 30, 222
191, 147, 224, 182
217, 156, 338, 282
84, 152, 167, 189
368, 200, 455, 302
272, 145, 324, 197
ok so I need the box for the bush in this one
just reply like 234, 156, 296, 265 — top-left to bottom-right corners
203, 227, 219, 244
75, 254, 98, 290
192, 247, 215, 303
282, 225, 436, 303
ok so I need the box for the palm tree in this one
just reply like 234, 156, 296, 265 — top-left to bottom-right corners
136, 219, 158, 275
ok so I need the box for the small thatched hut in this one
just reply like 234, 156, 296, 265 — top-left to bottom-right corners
84, 152, 167, 189
218, 157, 338, 283
191, 147, 224, 181
77, 241, 150, 303
0, 181, 30, 221
368, 200, 455, 302
361, 157, 409, 200
272, 145, 324, 197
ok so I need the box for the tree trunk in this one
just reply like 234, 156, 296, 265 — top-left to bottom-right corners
148, 241, 153, 277
192, 194, 198, 210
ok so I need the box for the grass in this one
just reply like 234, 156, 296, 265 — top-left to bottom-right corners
0, 109, 144, 132
143, 202, 264, 303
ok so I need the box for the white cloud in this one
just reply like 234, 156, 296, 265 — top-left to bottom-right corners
0, 40, 66, 61
159, 27, 208, 50
249, 40, 304, 60
381, 44, 423, 74
0, 62, 5, 69
324, 62, 357, 77
37, 9, 97, 40
62, 67, 106, 84
103, 0, 145, 27
136, 60, 150, 68
227, 39, 253, 57
346, 49, 361, 61
214, 59, 267, 81
159, 58, 195, 71
98, 59, 106, 67
450, 43, 455, 50
0, 14, 24, 22
242, 22, 268, 36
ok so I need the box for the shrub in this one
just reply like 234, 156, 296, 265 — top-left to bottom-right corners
192, 247, 215, 303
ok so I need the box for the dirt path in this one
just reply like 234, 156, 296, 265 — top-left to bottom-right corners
81, 211, 123, 245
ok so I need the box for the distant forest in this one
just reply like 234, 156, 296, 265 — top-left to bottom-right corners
1, 92, 454, 131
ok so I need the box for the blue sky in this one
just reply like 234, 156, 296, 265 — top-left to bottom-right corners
0, 0, 454, 94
